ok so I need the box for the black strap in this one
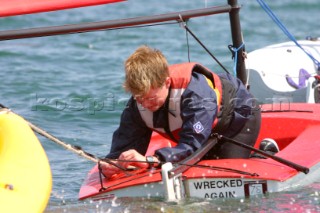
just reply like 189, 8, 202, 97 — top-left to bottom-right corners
192, 64, 216, 88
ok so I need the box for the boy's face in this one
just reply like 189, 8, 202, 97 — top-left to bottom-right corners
135, 77, 171, 112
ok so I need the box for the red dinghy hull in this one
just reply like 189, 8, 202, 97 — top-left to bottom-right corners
79, 103, 320, 200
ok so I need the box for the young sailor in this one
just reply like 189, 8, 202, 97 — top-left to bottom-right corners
100, 45, 261, 178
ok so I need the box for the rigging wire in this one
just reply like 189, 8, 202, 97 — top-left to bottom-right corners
178, 15, 230, 74
183, 20, 191, 63
103, 159, 258, 176
257, 0, 320, 73
112, 17, 229, 73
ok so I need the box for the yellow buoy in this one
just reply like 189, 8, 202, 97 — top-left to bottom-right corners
0, 109, 52, 213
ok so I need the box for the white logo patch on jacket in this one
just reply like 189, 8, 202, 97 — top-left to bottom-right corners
193, 121, 204, 134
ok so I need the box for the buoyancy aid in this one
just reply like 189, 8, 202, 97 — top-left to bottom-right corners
138, 62, 234, 141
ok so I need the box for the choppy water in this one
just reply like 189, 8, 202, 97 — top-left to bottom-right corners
1, 0, 320, 212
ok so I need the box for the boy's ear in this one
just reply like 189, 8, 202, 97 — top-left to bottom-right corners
165, 77, 171, 88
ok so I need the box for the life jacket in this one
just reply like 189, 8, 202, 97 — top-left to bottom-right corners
138, 62, 234, 141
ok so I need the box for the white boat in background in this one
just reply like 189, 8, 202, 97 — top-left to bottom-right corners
246, 38, 320, 104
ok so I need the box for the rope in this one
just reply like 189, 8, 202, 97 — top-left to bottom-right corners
257, 0, 320, 72
28, 122, 99, 162
0, 104, 260, 177
0, 104, 133, 173
228, 43, 245, 76
29, 121, 139, 175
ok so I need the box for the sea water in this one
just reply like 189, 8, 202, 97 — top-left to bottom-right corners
1, 0, 320, 212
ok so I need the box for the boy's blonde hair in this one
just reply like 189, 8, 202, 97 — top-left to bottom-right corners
124, 45, 169, 96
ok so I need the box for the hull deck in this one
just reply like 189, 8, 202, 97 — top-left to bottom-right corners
79, 103, 320, 200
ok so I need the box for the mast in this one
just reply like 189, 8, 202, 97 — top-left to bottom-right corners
228, 0, 247, 85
